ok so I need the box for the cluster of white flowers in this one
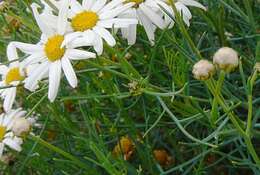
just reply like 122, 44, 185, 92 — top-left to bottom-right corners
0, 108, 35, 157
0, 0, 205, 156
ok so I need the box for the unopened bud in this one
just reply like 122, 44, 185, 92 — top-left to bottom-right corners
213, 47, 239, 72
12, 117, 31, 136
192, 60, 215, 80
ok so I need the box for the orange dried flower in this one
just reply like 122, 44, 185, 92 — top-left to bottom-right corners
113, 136, 134, 160
153, 149, 173, 166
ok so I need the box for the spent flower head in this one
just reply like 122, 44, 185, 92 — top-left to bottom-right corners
192, 60, 215, 80
213, 47, 239, 73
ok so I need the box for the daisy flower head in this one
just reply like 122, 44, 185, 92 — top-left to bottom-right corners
118, 0, 171, 45
12, 0, 97, 102
65, 0, 138, 55
0, 108, 27, 157
0, 43, 26, 112
165, 0, 206, 27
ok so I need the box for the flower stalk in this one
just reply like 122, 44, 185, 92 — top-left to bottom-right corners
29, 135, 90, 170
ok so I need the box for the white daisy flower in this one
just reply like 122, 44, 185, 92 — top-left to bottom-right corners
0, 43, 26, 112
119, 0, 205, 45
118, 0, 169, 45
0, 109, 26, 157
64, 0, 138, 55
12, 0, 97, 102
160, 0, 206, 27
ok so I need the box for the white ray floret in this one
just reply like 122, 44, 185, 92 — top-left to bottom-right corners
160, 0, 206, 27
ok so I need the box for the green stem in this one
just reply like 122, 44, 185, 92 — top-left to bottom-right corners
213, 89, 246, 137
246, 70, 258, 135
210, 71, 226, 126
168, 0, 203, 61
29, 135, 89, 170
206, 72, 260, 168
244, 136, 260, 167
242, 0, 256, 32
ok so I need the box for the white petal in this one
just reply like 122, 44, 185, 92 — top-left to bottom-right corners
179, 0, 206, 10
3, 109, 18, 126
48, 61, 61, 102
3, 137, 22, 152
70, 0, 83, 14
140, 3, 166, 29
61, 56, 77, 88
24, 62, 49, 91
137, 9, 156, 45
66, 30, 95, 48
0, 143, 4, 157
91, 0, 107, 12
7, 43, 18, 61
93, 26, 116, 46
62, 32, 83, 48
82, 0, 95, 10
3, 87, 16, 112
66, 49, 96, 60
0, 65, 8, 75
31, 3, 54, 36
99, 3, 134, 19
57, 0, 69, 35
21, 53, 46, 67
99, 0, 124, 13
124, 24, 137, 45
97, 18, 137, 28
93, 34, 103, 55
12, 42, 43, 55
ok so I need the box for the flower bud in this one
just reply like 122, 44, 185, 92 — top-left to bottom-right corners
192, 60, 215, 80
213, 47, 239, 72
12, 117, 31, 137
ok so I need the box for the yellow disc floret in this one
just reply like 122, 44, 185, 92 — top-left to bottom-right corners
0, 126, 6, 141
44, 35, 65, 62
5, 67, 25, 85
71, 11, 99, 32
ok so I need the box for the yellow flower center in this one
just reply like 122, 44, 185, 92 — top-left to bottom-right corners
5, 67, 25, 85
71, 11, 99, 32
44, 35, 65, 62
0, 126, 6, 141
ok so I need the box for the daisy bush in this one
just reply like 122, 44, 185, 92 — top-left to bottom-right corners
0, 0, 260, 174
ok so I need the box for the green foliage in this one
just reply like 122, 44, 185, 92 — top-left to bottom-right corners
0, 0, 260, 175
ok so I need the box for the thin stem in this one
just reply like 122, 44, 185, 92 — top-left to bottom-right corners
205, 80, 246, 137
157, 96, 217, 148
246, 70, 258, 135
29, 135, 89, 170
168, 0, 203, 61
206, 73, 260, 168
244, 136, 260, 167
242, 0, 256, 32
